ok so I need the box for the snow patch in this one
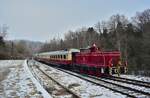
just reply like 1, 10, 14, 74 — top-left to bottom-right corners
23, 60, 52, 98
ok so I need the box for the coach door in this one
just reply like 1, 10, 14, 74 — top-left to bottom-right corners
72, 52, 78, 63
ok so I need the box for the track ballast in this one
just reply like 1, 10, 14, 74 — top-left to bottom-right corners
36, 60, 150, 98
28, 60, 81, 98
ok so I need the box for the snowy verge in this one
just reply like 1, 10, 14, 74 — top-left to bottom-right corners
23, 60, 52, 98
0, 60, 23, 68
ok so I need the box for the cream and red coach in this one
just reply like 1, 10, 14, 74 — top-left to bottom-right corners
35, 44, 127, 76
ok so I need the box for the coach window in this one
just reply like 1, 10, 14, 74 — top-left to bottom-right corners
61, 55, 62, 59
64, 55, 66, 59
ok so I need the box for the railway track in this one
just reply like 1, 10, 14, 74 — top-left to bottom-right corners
35, 60, 150, 98
103, 75, 150, 88
27, 61, 81, 98
55, 67, 150, 98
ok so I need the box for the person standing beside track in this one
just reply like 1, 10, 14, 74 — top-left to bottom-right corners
117, 59, 121, 76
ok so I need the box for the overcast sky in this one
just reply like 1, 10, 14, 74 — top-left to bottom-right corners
0, 0, 149, 42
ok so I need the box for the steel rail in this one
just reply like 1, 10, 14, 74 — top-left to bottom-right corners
56, 67, 150, 98
33, 65, 81, 98
104, 75, 150, 88
35, 60, 150, 98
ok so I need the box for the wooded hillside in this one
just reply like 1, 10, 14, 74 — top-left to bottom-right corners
40, 9, 150, 76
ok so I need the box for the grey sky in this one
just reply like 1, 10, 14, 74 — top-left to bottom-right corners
0, 0, 149, 42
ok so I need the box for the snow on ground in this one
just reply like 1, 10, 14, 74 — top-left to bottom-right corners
23, 60, 52, 98
0, 60, 44, 98
0, 60, 23, 68
1, 60, 149, 98
101, 77, 150, 94
116, 74, 150, 82
32, 60, 126, 98
30, 64, 73, 98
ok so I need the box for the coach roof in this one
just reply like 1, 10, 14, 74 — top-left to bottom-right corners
38, 49, 80, 56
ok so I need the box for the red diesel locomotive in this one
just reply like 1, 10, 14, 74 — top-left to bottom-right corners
35, 44, 127, 76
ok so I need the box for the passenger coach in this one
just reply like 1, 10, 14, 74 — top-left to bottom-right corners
35, 49, 80, 65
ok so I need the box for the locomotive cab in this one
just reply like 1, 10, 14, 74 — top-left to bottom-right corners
75, 44, 127, 76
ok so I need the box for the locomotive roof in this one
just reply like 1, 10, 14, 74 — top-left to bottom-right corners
37, 49, 80, 56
